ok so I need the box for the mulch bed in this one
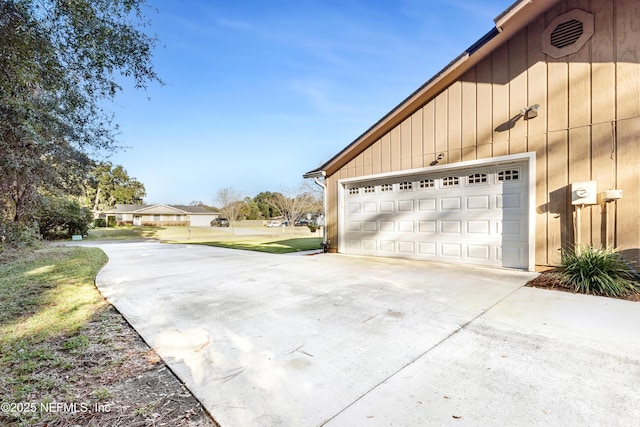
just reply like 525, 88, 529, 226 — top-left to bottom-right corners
526, 269, 640, 302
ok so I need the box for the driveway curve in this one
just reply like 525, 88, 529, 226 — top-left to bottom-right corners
92, 241, 640, 426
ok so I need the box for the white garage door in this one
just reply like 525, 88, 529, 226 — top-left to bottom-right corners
341, 161, 530, 269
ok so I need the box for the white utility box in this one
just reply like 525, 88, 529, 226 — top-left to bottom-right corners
599, 189, 622, 202
571, 181, 598, 205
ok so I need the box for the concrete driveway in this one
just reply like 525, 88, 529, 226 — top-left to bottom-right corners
92, 241, 640, 426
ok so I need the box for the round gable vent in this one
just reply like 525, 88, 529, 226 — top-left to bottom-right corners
542, 9, 594, 58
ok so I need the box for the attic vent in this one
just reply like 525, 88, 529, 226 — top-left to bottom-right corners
550, 19, 583, 48
541, 9, 594, 58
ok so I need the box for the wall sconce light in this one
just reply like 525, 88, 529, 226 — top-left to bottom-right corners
430, 153, 445, 167
521, 104, 539, 120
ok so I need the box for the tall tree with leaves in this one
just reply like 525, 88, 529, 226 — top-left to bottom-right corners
0, 0, 161, 225
86, 162, 146, 212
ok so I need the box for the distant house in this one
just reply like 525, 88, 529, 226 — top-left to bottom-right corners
104, 204, 219, 227
305, 0, 640, 271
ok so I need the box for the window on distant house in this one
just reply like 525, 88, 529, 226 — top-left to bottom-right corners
153, 214, 160, 221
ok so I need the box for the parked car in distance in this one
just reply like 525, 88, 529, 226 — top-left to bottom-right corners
266, 220, 281, 228
294, 219, 310, 226
211, 218, 229, 227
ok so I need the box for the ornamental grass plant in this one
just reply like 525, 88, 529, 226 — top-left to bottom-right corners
558, 245, 639, 298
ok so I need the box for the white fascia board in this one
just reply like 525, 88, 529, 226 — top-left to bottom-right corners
338, 152, 535, 184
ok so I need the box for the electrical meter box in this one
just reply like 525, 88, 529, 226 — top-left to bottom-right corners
571, 181, 598, 205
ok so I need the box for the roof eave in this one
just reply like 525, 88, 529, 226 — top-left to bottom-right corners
306, 0, 559, 178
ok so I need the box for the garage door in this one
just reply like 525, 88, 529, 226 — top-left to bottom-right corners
341, 161, 530, 269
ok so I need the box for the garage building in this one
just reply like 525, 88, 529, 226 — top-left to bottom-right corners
305, 0, 640, 271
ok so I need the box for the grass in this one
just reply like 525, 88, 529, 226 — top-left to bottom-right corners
0, 247, 108, 345
87, 225, 235, 242
88, 225, 323, 254
86, 226, 159, 240
0, 247, 215, 426
0, 247, 108, 425
195, 236, 323, 254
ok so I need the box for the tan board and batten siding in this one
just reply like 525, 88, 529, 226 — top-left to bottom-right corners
319, 0, 640, 269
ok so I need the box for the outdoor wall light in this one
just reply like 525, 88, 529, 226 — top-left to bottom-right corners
521, 104, 540, 120
430, 153, 445, 166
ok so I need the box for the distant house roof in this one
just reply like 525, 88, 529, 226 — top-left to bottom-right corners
106, 204, 217, 215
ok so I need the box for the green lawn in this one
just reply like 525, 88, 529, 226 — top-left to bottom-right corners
0, 247, 109, 424
87, 226, 323, 254
195, 236, 323, 254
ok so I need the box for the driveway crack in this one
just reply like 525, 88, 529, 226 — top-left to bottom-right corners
319, 285, 524, 426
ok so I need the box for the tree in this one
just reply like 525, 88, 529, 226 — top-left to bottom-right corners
85, 162, 146, 211
267, 184, 321, 233
0, 0, 161, 234
216, 188, 244, 226
35, 196, 93, 239
253, 192, 281, 219
241, 196, 262, 220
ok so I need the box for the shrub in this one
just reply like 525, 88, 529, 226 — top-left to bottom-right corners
558, 246, 639, 297
35, 197, 93, 239
0, 221, 41, 251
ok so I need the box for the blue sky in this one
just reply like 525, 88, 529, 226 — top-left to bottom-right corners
106, 0, 514, 206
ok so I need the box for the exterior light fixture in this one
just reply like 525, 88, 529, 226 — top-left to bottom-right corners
521, 104, 539, 120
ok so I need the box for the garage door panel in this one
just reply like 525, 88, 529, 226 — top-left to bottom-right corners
348, 203, 361, 214
441, 243, 462, 258
343, 161, 529, 269
398, 221, 414, 232
467, 245, 491, 260
418, 198, 436, 211
380, 201, 394, 212
380, 221, 394, 232
363, 239, 377, 250
363, 221, 377, 232
419, 221, 436, 233
418, 242, 437, 255
441, 221, 462, 234
398, 200, 414, 211
441, 197, 462, 210
497, 245, 524, 265
398, 241, 414, 253
363, 202, 377, 213
466, 195, 490, 209
348, 221, 361, 232
467, 220, 490, 234
380, 240, 394, 251
497, 193, 523, 210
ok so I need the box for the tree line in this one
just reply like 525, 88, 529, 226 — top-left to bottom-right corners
1, 0, 160, 248
192, 184, 323, 226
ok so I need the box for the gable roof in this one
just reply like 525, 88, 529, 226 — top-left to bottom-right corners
304, 0, 560, 179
